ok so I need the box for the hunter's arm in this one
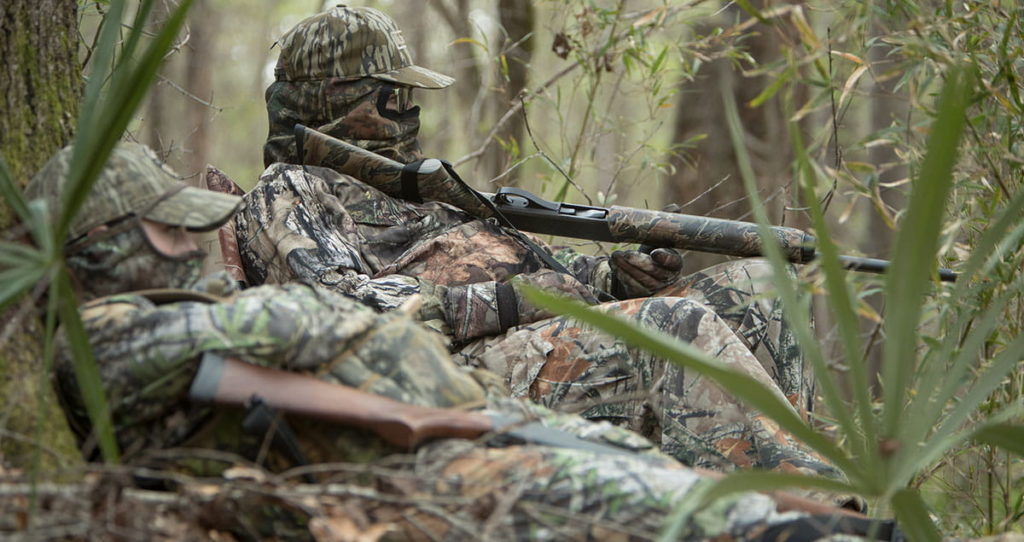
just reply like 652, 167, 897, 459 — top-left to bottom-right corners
54, 284, 485, 438
235, 164, 597, 341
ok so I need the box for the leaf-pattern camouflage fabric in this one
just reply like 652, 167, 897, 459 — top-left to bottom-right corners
264, 78, 423, 167
234, 164, 833, 478
456, 291, 833, 478
54, 271, 486, 460
274, 6, 453, 88
235, 163, 601, 341
51, 276, 859, 539
388, 440, 824, 541
25, 142, 241, 240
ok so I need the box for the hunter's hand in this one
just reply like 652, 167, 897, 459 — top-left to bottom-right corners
610, 248, 684, 298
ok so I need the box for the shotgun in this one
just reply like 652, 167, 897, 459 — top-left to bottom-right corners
294, 124, 957, 282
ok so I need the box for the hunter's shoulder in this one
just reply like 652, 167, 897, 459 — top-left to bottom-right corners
254, 162, 365, 192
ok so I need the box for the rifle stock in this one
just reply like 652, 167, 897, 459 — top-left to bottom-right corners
189, 354, 492, 449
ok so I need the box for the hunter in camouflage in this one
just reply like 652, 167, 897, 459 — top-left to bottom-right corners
28, 142, 882, 540
241, 5, 830, 477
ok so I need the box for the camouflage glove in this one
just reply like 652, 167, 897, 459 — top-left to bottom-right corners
609, 248, 684, 298
443, 270, 599, 343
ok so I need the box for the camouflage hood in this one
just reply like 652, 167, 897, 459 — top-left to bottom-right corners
264, 76, 423, 166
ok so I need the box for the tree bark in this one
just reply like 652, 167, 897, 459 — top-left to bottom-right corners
664, 1, 805, 272
0, 0, 84, 474
493, 0, 534, 185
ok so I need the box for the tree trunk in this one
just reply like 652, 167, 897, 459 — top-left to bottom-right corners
664, 1, 805, 272
184, 0, 215, 178
0, 0, 84, 474
494, 0, 534, 185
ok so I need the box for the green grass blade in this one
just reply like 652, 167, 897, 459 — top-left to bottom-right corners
902, 290, 1012, 457
697, 471, 858, 506
891, 488, 941, 542
521, 286, 862, 479
735, 0, 771, 25
790, 105, 875, 467
881, 66, 973, 438
971, 423, 1024, 456
927, 331, 1024, 455
25, 199, 55, 258
74, 0, 126, 162
119, 0, 157, 67
658, 478, 715, 542
910, 404, 1023, 481
0, 267, 46, 311
54, 268, 119, 463
0, 159, 31, 224
723, 92, 865, 483
942, 178, 1024, 306
0, 242, 46, 267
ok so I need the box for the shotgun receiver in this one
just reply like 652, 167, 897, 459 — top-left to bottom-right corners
294, 124, 957, 282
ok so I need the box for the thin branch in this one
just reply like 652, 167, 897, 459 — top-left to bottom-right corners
156, 74, 223, 111
455, 4, 692, 168
518, 97, 592, 204
824, 27, 840, 212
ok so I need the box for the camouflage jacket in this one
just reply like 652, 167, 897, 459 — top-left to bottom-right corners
55, 280, 486, 459
234, 163, 614, 342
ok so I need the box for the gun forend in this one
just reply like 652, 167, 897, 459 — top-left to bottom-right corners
488, 187, 815, 263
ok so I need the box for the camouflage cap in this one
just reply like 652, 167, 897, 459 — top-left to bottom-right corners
26, 142, 243, 241
275, 5, 454, 89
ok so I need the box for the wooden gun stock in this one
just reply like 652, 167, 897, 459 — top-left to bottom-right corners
188, 354, 493, 449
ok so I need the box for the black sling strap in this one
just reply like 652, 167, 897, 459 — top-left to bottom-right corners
401, 160, 425, 203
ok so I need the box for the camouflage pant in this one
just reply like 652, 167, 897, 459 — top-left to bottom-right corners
655, 259, 813, 414
342, 439, 812, 541
456, 260, 834, 477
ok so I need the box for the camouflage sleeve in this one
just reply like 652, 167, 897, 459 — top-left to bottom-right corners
234, 164, 597, 343
443, 269, 599, 343
552, 247, 614, 292
56, 283, 485, 440
234, 163, 455, 328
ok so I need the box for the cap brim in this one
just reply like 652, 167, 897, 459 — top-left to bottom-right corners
144, 185, 243, 232
373, 65, 455, 89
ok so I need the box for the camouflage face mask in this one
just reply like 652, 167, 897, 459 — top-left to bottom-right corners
264, 78, 423, 166
67, 223, 205, 300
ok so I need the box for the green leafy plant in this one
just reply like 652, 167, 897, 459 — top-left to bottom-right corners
0, 0, 194, 464
523, 65, 1024, 539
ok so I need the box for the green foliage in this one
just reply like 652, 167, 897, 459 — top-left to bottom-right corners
0, 0, 194, 464
526, 70, 1021, 537
525, 2, 1024, 537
